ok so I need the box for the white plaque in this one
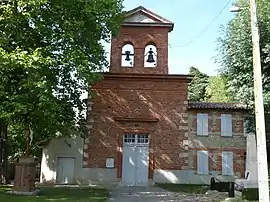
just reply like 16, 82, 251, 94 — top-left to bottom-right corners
106, 158, 114, 168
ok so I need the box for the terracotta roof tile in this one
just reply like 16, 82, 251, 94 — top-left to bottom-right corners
188, 102, 249, 110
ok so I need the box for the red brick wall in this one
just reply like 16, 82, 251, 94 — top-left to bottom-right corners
192, 148, 245, 177
84, 75, 190, 178
189, 110, 247, 135
110, 26, 170, 74
189, 109, 247, 177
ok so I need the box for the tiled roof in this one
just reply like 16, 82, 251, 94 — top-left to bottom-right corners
188, 102, 249, 110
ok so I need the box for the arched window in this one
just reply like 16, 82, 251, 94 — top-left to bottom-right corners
121, 44, 134, 67
144, 44, 157, 67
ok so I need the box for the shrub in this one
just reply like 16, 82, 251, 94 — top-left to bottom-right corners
242, 188, 259, 200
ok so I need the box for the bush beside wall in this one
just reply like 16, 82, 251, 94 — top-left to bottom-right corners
242, 188, 259, 200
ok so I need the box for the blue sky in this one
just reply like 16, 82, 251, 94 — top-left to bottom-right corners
104, 0, 236, 76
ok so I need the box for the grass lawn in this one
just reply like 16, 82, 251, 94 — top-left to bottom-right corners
0, 185, 109, 202
155, 183, 209, 194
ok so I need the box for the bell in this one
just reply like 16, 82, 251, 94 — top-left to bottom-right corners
146, 54, 155, 63
123, 51, 132, 61
146, 48, 155, 63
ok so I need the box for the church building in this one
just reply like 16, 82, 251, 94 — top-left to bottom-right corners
40, 6, 248, 186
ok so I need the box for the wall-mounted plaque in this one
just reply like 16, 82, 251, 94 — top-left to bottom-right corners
106, 158, 114, 168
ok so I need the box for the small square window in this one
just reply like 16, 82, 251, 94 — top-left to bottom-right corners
137, 134, 149, 144
124, 133, 135, 143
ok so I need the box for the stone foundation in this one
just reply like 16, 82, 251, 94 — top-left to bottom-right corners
13, 158, 37, 192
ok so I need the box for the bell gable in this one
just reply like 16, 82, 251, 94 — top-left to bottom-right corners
109, 6, 173, 74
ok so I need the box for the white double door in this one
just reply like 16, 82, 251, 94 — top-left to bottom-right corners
122, 134, 149, 186
56, 157, 75, 184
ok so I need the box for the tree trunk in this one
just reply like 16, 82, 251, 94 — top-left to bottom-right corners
0, 126, 2, 185
0, 119, 4, 184
0, 119, 8, 184
3, 123, 8, 184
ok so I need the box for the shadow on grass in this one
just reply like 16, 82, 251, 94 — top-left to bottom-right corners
155, 183, 209, 194
0, 186, 108, 202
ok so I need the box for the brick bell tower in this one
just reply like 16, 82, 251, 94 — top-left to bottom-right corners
84, 6, 192, 186
110, 6, 174, 74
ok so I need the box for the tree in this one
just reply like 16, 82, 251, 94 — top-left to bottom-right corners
188, 66, 209, 101
216, 0, 270, 142
0, 0, 124, 159
205, 76, 233, 102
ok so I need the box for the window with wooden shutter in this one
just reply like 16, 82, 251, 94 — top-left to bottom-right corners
221, 114, 232, 137
197, 151, 209, 175
197, 113, 208, 136
222, 151, 234, 176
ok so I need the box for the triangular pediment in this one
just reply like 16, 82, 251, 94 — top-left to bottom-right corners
124, 6, 173, 24
125, 11, 160, 23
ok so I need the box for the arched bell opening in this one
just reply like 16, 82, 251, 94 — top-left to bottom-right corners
144, 44, 157, 67
121, 43, 134, 67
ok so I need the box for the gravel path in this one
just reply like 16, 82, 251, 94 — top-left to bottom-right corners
107, 186, 235, 202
